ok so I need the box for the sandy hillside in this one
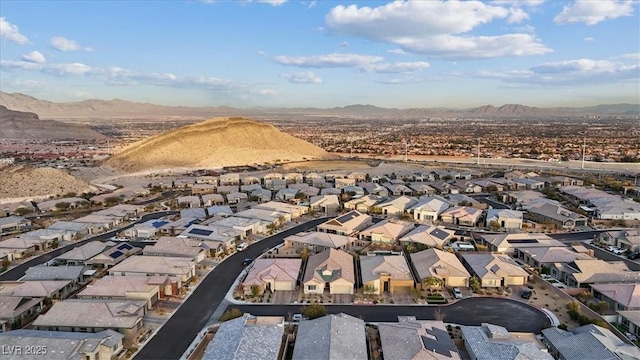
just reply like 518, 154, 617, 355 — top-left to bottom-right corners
0, 166, 96, 200
0, 105, 107, 139
104, 117, 336, 172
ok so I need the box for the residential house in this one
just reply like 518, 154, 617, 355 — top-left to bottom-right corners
309, 195, 340, 215
284, 232, 358, 253
226, 192, 249, 205
180, 224, 241, 250
408, 183, 436, 196
177, 196, 202, 208
618, 310, 640, 342
485, 209, 524, 230
542, 324, 639, 360
72, 215, 118, 232
0, 216, 31, 235
462, 323, 553, 360
202, 314, 285, 360
358, 219, 414, 244
409, 196, 451, 224
446, 194, 486, 209
240, 183, 262, 193
123, 219, 168, 239
208, 216, 263, 238
0, 238, 41, 259
202, 194, 225, 207
0, 296, 44, 330
526, 203, 588, 230
77, 276, 161, 308
316, 211, 372, 236
552, 259, 640, 288
335, 178, 357, 189
206, 205, 233, 218
94, 204, 142, 221
461, 253, 529, 287
348, 172, 368, 182
304, 173, 324, 185
430, 181, 454, 195
108, 256, 196, 285
303, 249, 355, 295
598, 229, 640, 252
37, 197, 89, 212
22, 228, 73, 242
591, 283, 640, 313
451, 180, 483, 194
32, 299, 146, 345
477, 233, 565, 254
378, 317, 461, 360
242, 258, 301, 294
440, 206, 483, 227
219, 173, 240, 185
342, 185, 365, 198
264, 178, 286, 191
292, 313, 367, 360
256, 201, 308, 219
384, 183, 414, 197
413, 172, 436, 182
513, 178, 545, 190
552, 176, 584, 187
143, 238, 207, 263
21, 265, 90, 284
285, 172, 304, 184
251, 188, 273, 203
0, 329, 124, 360
320, 187, 342, 196
275, 188, 299, 202
516, 245, 594, 271
343, 194, 383, 214
85, 243, 142, 269
360, 255, 414, 294
376, 196, 418, 216
0, 280, 74, 300
411, 249, 470, 289
399, 225, 456, 249
357, 182, 390, 197
47, 220, 94, 236
235, 208, 290, 228
191, 184, 216, 195
54, 241, 113, 266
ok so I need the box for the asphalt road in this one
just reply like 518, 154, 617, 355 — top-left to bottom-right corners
0, 211, 176, 281
472, 196, 512, 210
231, 297, 550, 333
134, 217, 330, 360
584, 243, 640, 271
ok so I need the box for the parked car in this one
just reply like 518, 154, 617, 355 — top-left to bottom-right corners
237, 243, 247, 251
452, 288, 463, 299
627, 252, 640, 260
607, 246, 625, 255
521, 290, 532, 299
291, 313, 304, 322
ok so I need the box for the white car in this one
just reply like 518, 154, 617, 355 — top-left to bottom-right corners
607, 246, 625, 255
452, 288, 463, 299
237, 243, 247, 251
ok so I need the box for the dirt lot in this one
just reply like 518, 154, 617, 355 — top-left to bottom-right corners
280, 160, 374, 172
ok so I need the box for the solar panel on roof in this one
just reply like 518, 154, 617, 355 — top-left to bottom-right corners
422, 328, 458, 356
506, 239, 539, 244
118, 243, 133, 250
109, 250, 123, 259
335, 211, 358, 224
430, 228, 451, 240
152, 220, 169, 228
189, 228, 213, 236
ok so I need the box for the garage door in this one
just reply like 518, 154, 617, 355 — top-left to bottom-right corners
392, 286, 412, 294
331, 285, 353, 295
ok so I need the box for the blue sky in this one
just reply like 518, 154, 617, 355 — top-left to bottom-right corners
1, 0, 638, 108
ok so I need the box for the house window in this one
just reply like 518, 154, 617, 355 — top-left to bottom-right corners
308, 285, 317, 291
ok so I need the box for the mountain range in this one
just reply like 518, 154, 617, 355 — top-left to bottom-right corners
0, 91, 638, 118
0, 105, 107, 139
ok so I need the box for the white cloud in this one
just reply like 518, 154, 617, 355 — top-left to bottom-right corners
0, 17, 29, 44
554, 0, 634, 25
325, 1, 550, 58
360, 61, 430, 73
387, 48, 407, 55
583, 37, 596, 42
21, 50, 46, 64
375, 76, 426, 85
491, 0, 545, 6
251, 88, 278, 96
280, 71, 322, 84
471, 57, 639, 85
49, 36, 93, 51
274, 53, 383, 68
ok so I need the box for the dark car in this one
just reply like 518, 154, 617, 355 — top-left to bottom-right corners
242, 258, 253, 266
627, 252, 640, 260
521, 290, 532, 299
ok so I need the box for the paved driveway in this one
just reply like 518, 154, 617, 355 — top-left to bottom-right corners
272, 290, 296, 304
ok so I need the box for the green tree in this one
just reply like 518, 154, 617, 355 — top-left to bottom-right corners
363, 284, 378, 295
14, 207, 33, 216
251, 285, 261, 298
63, 192, 77, 198
51, 240, 59, 249
489, 220, 500, 231
576, 291, 591, 304
55, 202, 71, 211
301, 303, 327, 320
105, 196, 121, 206
300, 247, 310, 261
219, 308, 244, 322
469, 277, 481, 292
422, 276, 444, 290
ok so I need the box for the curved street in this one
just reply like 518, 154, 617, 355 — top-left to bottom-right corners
0, 211, 177, 281
232, 297, 550, 333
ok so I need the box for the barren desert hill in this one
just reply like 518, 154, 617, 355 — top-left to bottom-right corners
0, 165, 96, 200
104, 117, 337, 172
0, 105, 107, 139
